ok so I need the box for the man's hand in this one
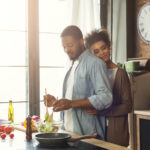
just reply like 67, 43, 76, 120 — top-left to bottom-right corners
44, 94, 56, 107
53, 99, 72, 112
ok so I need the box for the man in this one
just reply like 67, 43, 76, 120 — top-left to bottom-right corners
44, 25, 112, 140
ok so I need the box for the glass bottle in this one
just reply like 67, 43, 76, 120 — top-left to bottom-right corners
8, 100, 14, 123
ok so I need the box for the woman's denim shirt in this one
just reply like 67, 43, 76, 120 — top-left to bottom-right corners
61, 49, 112, 140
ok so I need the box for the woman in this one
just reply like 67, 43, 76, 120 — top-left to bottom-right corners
84, 29, 132, 147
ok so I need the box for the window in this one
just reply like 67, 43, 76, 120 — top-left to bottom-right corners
39, 0, 69, 120
0, 0, 69, 122
0, 0, 28, 122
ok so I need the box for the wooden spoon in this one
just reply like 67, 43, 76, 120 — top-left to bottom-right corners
45, 88, 49, 121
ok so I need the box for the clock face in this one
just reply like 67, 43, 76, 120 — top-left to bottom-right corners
137, 3, 150, 44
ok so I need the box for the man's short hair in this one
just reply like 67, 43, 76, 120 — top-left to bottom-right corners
61, 25, 83, 40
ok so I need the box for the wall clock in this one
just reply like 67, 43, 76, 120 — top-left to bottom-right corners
137, 3, 150, 44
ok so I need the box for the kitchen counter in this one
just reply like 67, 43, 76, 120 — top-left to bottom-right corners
0, 129, 131, 150
0, 130, 105, 150
64, 130, 131, 150
134, 110, 150, 116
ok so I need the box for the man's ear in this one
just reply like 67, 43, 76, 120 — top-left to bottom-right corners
79, 39, 84, 46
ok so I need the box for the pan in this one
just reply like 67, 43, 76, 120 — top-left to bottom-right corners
35, 132, 97, 148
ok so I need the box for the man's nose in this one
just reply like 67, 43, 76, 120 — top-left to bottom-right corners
99, 49, 104, 55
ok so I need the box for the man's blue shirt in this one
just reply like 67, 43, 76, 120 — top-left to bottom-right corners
61, 49, 112, 140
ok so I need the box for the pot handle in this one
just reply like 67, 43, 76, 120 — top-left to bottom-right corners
69, 133, 97, 142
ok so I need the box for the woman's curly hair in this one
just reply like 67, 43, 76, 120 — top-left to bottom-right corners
85, 29, 111, 49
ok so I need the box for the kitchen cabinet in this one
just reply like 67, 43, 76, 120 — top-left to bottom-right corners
134, 110, 150, 150
128, 72, 150, 150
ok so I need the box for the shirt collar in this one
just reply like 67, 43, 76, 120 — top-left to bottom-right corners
71, 49, 90, 65
78, 49, 90, 61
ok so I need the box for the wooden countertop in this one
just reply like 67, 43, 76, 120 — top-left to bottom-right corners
134, 110, 150, 116
62, 130, 132, 150
14, 125, 131, 150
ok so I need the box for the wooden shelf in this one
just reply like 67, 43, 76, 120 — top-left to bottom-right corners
127, 57, 150, 61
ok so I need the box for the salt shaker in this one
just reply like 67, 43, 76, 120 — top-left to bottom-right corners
26, 115, 32, 141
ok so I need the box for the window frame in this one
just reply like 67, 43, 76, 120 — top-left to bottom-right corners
28, 0, 40, 116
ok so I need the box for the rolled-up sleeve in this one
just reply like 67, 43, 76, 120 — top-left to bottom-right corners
88, 59, 112, 110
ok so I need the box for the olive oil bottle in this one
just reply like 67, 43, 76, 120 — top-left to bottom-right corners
8, 100, 14, 123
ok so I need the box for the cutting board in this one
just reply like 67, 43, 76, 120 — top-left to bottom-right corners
14, 125, 26, 132
14, 124, 37, 133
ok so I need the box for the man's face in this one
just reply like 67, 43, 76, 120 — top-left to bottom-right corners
61, 36, 83, 60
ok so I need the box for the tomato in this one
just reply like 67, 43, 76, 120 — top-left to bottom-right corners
0, 126, 5, 132
32, 116, 40, 121
0, 132, 3, 136
1, 133, 6, 139
4, 126, 13, 134
9, 133, 14, 139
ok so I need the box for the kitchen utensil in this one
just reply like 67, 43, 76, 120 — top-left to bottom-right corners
44, 88, 49, 121
35, 132, 97, 148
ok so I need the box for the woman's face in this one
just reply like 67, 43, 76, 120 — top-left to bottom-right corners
90, 40, 110, 63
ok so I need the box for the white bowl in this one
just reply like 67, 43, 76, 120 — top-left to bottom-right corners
35, 120, 63, 133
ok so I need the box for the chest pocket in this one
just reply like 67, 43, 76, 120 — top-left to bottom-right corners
74, 68, 91, 89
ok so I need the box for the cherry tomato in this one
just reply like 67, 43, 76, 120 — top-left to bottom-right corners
9, 133, 14, 139
1, 133, 6, 139
4, 126, 13, 134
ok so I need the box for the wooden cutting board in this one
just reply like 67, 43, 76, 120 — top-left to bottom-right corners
14, 125, 26, 132
14, 124, 37, 132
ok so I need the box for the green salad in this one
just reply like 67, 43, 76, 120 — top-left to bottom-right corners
36, 120, 61, 133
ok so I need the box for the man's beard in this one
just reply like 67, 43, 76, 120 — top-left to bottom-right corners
71, 45, 83, 61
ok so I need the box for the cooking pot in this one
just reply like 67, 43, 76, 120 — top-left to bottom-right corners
35, 132, 97, 148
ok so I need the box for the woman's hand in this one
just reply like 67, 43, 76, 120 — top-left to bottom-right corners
44, 94, 56, 107
84, 107, 99, 115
